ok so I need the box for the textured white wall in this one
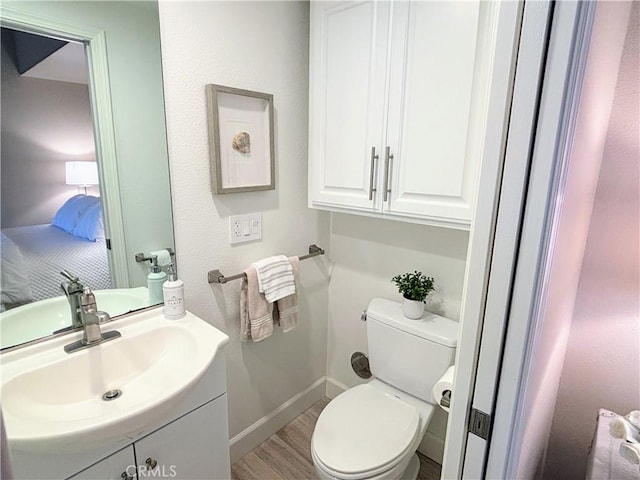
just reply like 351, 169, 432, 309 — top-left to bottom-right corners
0, 41, 95, 228
327, 213, 468, 460
158, 0, 330, 451
544, 4, 639, 478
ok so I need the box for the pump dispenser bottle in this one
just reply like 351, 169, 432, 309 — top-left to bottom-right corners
147, 256, 166, 304
163, 263, 185, 319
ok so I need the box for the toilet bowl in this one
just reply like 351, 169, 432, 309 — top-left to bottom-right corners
311, 380, 435, 480
311, 299, 458, 480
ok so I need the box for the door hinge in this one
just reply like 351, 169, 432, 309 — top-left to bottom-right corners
106, 238, 112, 250
469, 408, 491, 440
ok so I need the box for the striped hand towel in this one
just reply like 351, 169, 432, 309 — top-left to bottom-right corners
251, 255, 296, 303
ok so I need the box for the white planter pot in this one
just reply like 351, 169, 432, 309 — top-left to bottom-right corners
403, 299, 424, 319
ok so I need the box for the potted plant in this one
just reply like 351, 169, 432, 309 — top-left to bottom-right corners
391, 271, 435, 319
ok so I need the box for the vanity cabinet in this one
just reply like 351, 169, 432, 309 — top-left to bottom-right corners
7, 336, 231, 480
308, 1, 516, 229
134, 396, 230, 480
67, 398, 230, 480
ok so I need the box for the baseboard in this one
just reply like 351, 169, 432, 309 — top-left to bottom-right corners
325, 376, 348, 398
418, 430, 445, 464
229, 377, 326, 462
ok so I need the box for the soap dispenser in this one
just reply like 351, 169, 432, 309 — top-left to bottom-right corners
147, 256, 167, 305
163, 263, 185, 320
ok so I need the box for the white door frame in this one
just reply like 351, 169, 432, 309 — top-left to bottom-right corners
0, 5, 129, 287
443, 0, 598, 477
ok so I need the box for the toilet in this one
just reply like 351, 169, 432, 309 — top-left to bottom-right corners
311, 298, 458, 480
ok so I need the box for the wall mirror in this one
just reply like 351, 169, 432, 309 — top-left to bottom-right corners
0, 1, 175, 350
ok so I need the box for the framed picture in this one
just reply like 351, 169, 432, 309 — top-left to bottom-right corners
206, 84, 275, 193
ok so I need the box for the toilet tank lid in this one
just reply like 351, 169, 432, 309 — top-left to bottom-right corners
367, 298, 458, 347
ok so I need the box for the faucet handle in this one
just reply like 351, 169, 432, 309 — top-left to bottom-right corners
80, 288, 97, 310
60, 270, 79, 282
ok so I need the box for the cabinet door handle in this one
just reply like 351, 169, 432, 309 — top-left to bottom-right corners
369, 146, 379, 201
383, 146, 393, 202
145, 457, 158, 470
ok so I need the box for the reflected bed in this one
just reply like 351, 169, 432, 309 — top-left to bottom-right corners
1, 225, 111, 311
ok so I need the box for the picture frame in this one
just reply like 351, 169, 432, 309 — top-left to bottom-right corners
206, 84, 275, 194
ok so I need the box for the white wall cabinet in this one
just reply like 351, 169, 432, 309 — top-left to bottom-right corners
309, 1, 516, 229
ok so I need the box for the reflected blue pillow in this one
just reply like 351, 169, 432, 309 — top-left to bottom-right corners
51, 195, 101, 234
71, 202, 104, 242
51, 194, 85, 232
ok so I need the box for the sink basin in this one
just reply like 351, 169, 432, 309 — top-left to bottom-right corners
0, 308, 228, 453
0, 287, 151, 349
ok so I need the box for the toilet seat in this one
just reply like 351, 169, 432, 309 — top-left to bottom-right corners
311, 384, 421, 479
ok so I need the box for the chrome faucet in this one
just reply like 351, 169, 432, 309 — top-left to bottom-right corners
79, 288, 111, 344
60, 270, 85, 328
64, 288, 121, 354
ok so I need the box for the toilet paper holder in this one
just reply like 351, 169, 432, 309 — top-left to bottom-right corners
135, 248, 175, 264
440, 390, 452, 409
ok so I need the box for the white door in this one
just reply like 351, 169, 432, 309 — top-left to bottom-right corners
309, 1, 389, 211
442, 2, 596, 478
384, 1, 483, 228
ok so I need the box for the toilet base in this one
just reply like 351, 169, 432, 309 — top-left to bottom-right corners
400, 454, 420, 480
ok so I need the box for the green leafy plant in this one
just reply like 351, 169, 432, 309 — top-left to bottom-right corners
391, 271, 435, 303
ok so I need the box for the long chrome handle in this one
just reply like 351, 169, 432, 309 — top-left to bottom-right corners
369, 147, 379, 201
383, 146, 393, 202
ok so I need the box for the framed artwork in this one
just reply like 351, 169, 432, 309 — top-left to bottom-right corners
206, 84, 275, 193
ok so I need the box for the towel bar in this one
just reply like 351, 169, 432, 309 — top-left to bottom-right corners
208, 244, 325, 284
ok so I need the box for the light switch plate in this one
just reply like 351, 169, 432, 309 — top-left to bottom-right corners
229, 213, 262, 244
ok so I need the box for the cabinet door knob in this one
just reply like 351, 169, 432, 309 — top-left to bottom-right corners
369, 147, 379, 201
383, 146, 393, 202
121, 472, 134, 480
145, 457, 158, 470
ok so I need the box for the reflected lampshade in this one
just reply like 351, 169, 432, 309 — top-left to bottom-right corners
65, 161, 98, 186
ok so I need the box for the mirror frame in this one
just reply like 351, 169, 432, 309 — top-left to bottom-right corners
0, 4, 128, 287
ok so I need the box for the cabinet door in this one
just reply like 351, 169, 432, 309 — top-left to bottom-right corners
309, 1, 390, 211
134, 395, 230, 480
385, 2, 499, 228
68, 446, 136, 480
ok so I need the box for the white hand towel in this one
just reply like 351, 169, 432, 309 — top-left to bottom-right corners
611, 418, 640, 443
251, 255, 295, 303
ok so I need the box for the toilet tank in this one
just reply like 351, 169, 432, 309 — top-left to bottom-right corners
366, 298, 458, 402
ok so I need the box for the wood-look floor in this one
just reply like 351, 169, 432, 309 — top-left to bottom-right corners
231, 397, 442, 480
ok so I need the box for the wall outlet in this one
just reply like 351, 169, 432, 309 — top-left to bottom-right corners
229, 213, 262, 244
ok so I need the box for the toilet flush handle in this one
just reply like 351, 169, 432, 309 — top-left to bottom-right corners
361, 310, 367, 322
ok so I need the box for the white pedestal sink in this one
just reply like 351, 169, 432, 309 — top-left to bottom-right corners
0, 307, 228, 453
